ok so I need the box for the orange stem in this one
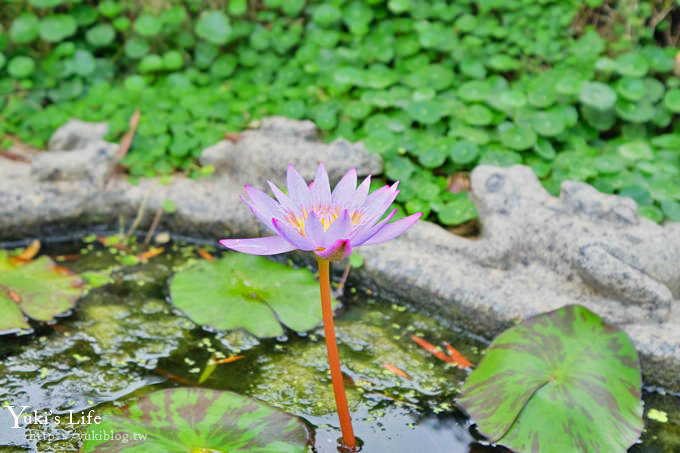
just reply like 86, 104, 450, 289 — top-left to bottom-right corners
317, 258, 357, 450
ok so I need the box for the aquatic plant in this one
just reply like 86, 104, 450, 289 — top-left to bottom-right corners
220, 163, 420, 449
457, 304, 644, 452
81, 388, 309, 452
0, 245, 83, 334
170, 253, 333, 337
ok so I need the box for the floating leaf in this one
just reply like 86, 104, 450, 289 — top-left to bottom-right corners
170, 254, 333, 338
81, 388, 309, 452
458, 304, 643, 453
0, 252, 83, 334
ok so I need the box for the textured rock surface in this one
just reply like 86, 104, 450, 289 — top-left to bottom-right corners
0, 118, 678, 391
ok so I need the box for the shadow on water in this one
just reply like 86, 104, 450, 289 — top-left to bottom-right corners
0, 235, 677, 452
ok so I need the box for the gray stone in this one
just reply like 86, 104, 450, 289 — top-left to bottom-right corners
47, 119, 109, 151
31, 141, 119, 185
0, 119, 679, 392
203, 116, 382, 187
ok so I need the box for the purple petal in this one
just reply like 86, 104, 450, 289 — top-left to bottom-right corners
361, 213, 422, 246
322, 209, 350, 248
316, 239, 352, 261
272, 218, 316, 251
267, 181, 299, 216
358, 182, 400, 228
219, 236, 296, 255
350, 175, 371, 210
242, 185, 283, 231
310, 163, 331, 207
352, 209, 397, 245
286, 164, 311, 211
303, 212, 325, 246
331, 168, 357, 208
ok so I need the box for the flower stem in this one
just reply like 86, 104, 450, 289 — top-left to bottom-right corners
317, 258, 357, 450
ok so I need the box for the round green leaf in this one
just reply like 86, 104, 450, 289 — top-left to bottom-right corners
71, 49, 95, 76
81, 388, 309, 452
618, 141, 653, 161
582, 105, 616, 131
138, 54, 163, 73
99, 1, 122, 18
313, 4, 341, 26
450, 140, 479, 164
615, 99, 655, 123
501, 126, 536, 151
133, 14, 162, 36
579, 82, 617, 110
616, 77, 646, 102
211, 54, 237, 77
533, 137, 556, 160
663, 89, 680, 113
643, 78, 665, 103
0, 253, 83, 333
616, 52, 649, 77
465, 104, 493, 126
7, 56, 35, 78
407, 100, 446, 125
458, 80, 491, 102
532, 110, 566, 137
124, 37, 150, 59
9, 14, 39, 44
639, 205, 664, 222
195, 11, 231, 45
86, 23, 115, 47
438, 194, 477, 225
661, 200, 680, 221
162, 50, 184, 71
458, 304, 643, 453
39, 15, 77, 42
170, 254, 333, 338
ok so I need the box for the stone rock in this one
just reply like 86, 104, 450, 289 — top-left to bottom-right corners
31, 141, 119, 185
1, 119, 679, 392
47, 119, 109, 151
202, 116, 382, 187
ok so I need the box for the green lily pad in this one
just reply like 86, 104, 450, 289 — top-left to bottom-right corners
579, 82, 617, 110
0, 253, 83, 334
500, 126, 536, 151
39, 14, 77, 42
195, 11, 231, 45
663, 89, 680, 113
170, 254, 333, 338
458, 304, 643, 453
81, 388, 309, 452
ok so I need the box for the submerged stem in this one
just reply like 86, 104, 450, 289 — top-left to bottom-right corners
317, 258, 357, 450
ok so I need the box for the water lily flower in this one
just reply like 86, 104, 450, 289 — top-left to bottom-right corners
220, 163, 422, 261
220, 162, 421, 450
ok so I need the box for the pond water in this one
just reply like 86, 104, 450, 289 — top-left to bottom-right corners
0, 235, 678, 452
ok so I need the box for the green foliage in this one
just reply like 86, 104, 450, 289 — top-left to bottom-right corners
1, 0, 680, 224
458, 304, 643, 453
170, 254, 334, 337
81, 388, 310, 452
0, 252, 83, 334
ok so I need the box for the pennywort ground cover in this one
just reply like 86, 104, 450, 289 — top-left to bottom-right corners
1, 0, 679, 226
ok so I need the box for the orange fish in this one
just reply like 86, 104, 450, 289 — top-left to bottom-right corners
382, 363, 410, 379
443, 341, 472, 368
410, 335, 453, 363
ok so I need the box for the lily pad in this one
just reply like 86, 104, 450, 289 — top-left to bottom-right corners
81, 388, 309, 452
0, 252, 83, 334
170, 254, 333, 338
458, 304, 643, 453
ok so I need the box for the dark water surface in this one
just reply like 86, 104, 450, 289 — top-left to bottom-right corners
0, 237, 677, 452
